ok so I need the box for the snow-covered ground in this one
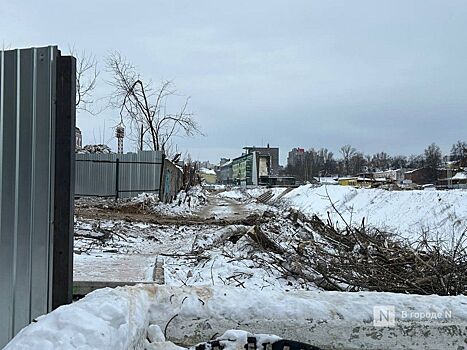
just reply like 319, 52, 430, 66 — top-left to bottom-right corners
74, 218, 295, 291
280, 185, 467, 240
73, 185, 467, 291
6, 185, 467, 349
131, 186, 207, 216
217, 186, 285, 202
74, 254, 157, 282
218, 184, 467, 241
74, 218, 228, 284
6, 285, 467, 349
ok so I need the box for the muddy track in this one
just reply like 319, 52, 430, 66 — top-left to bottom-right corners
75, 206, 261, 227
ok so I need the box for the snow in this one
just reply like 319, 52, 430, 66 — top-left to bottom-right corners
77, 144, 112, 154
217, 189, 248, 200
146, 325, 165, 343
218, 187, 287, 202
6, 185, 467, 349
404, 168, 419, 174
246, 187, 286, 199
131, 186, 207, 216
204, 330, 281, 350
318, 176, 338, 185
453, 171, 467, 180
202, 184, 226, 191
148, 285, 467, 325
216, 188, 254, 201
281, 184, 467, 240
4, 287, 151, 350
74, 254, 156, 282
6, 285, 467, 349
198, 168, 216, 175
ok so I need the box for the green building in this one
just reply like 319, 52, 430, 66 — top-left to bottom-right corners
232, 153, 258, 186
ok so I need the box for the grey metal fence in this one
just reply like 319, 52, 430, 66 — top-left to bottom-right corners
161, 158, 184, 203
75, 151, 164, 199
0, 46, 75, 347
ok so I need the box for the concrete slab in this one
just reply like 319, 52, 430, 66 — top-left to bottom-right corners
73, 253, 158, 282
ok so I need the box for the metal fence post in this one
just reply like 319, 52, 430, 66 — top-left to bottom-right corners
115, 158, 120, 201
159, 153, 166, 202
52, 53, 76, 310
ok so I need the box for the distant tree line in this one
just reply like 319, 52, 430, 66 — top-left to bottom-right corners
285, 141, 467, 181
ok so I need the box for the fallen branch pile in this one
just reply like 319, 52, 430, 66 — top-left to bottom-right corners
208, 209, 467, 296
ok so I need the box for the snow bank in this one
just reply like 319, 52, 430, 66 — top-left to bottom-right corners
217, 187, 287, 202
6, 285, 467, 349
132, 186, 207, 216
282, 184, 467, 240
150, 285, 467, 349
217, 189, 248, 200
5, 287, 151, 350
198, 168, 216, 175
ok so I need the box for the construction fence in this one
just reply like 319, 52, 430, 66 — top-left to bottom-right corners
0, 46, 75, 347
75, 151, 185, 201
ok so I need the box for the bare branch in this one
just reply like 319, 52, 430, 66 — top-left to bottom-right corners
69, 45, 103, 116
106, 51, 202, 152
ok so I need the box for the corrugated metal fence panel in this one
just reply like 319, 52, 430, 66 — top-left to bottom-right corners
161, 159, 184, 203
120, 151, 163, 198
0, 46, 57, 347
75, 153, 116, 196
75, 150, 163, 198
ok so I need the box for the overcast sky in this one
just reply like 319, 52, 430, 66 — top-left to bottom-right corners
2, 0, 467, 164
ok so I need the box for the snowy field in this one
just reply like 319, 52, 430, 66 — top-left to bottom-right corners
281, 184, 467, 240
219, 184, 467, 240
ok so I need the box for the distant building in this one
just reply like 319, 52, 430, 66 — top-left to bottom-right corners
199, 160, 215, 169
198, 168, 217, 184
231, 151, 295, 186
232, 152, 258, 186
287, 147, 305, 168
336, 176, 387, 188
243, 145, 279, 175
404, 168, 448, 185
336, 177, 358, 186
217, 160, 233, 185
219, 158, 230, 166
259, 175, 296, 186
373, 169, 404, 183
75, 127, 82, 149
451, 172, 467, 187
438, 171, 467, 189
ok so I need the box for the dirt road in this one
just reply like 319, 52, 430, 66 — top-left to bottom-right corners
75, 191, 261, 226
198, 195, 252, 220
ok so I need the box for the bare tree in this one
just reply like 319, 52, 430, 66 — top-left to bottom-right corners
340, 144, 356, 175
349, 152, 366, 174
69, 46, 100, 114
390, 155, 407, 169
407, 154, 425, 169
371, 151, 391, 170
451, 140, 467, 166
106, 52, 201, 153
424, 143, 442, 182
